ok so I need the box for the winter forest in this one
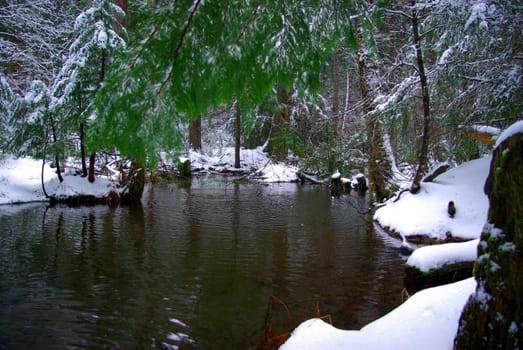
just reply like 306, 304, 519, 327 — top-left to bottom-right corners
1, 0, 521, 199
1, 0, 522, 349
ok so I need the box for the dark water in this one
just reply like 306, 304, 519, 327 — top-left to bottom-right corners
0, 178, 405, 349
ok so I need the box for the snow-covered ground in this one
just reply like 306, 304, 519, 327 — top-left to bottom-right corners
0, 155, 115, 205
166, 146, 301, 183
407, 239, 479, 272
0, 148, 300, 205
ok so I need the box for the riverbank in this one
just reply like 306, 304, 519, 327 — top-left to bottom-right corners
0, 155, 117, 205
0, 147, 303, 206
373, 155, 490, 244
281, 155, 492, 349
1, 150, 489, 349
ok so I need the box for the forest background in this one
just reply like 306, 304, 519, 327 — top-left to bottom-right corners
0, 0, 521, 202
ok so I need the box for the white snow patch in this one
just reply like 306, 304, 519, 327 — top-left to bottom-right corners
494, 120, 523, 148
407, 239, 479, 272
282, 278, 476, 350
465, 3, 488, 31
0, 155, 116, 205
259, 163, 299, 183
186, 147, 299, 183
374, 156, 490, 240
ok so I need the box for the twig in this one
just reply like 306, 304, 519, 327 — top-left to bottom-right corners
232, 0, 260, 46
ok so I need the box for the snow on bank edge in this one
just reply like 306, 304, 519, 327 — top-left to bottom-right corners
0, 156, 116, 205
373, 156, 491, 241
407, 239, 479, 272
281, 277, 476, 350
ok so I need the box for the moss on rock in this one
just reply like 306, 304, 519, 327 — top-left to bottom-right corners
454, 131, 523, 349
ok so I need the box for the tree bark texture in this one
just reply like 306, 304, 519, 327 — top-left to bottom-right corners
331, 49, 340, 143
410, 3, 431, 194
114, 0, 128, 27
49, 113, 63, 183
235, 104, 241, 169
88, 152, 96, 183
268, 89, 291, 161
356, 24, 390, 202
120, 161, 145, 205
189, 115, 202, 150
454, 131, 523, 349
80, 122, 88, 177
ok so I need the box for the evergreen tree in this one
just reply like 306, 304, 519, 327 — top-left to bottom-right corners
0, 74, 17, 152
0, 0, 86, 93
51, 0, 126, 180
89, 0, 383, 167
371, 0, 522, 189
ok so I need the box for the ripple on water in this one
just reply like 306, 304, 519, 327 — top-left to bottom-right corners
0, 181, 405, 349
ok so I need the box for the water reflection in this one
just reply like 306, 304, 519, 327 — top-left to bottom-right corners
0, 179, 405, 349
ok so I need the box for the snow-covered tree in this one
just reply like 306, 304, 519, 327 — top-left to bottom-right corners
10, 80, 56, 168
370, 0, 522, 191
51, 0, 126, 180
0, 74, 17, 152
430, 1, 522, 134
0, 0, 86, 93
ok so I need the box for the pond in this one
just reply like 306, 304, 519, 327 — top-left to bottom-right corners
0, 178, 406, 349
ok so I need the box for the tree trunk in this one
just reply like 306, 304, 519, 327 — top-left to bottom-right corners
410, 3, 431, 194
114, 0, 128, 27
88, 152, 96, 183
120, 160, 145, 205
234, 103, 241, 169
48, 113, 63, 183
356, 23, 389, 202
80, 122, 88, 177
268, 88, 291, 161
331, 49, 340, 143
189, 115, 202, 150
454, 130, 523, 349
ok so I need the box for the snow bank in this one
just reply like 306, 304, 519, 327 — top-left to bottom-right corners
188, 146, 270, 172
0, 156, 53, 204
0, 156, 116, 205
407, 239, 479, 272
494, 120, 523, 148
281, 277, 476, 350
48, 173, 115, 199
187, 146, 299, 182
258, 163, 299, 183
374, 156, 490, 241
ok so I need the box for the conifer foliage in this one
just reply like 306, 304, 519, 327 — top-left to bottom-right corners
89, 0, 357, 165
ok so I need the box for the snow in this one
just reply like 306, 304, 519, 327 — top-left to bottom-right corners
0, 155, 116, 205
185, 146, 299, 182
281, 278, 476, 350
282, 152, 495, 349
407, 239, 479, 272
465, 2, 488, 31
469, 124, 501, 136
373, 155, 490, 241
259, 163, 299, 183
494, 119, 523, 148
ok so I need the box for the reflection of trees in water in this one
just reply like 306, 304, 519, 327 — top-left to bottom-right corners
1, 183, 407, 348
